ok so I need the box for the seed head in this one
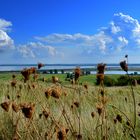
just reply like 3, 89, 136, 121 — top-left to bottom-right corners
20, 103, 35, 119
116, 114, 122, 123
1, 101, 11, 112
43, 110, 50, 119
120, 61, 128, 72
74, 67, 81, 82
38, 63, 44, 69
91, 112, 95, 118
12, 102, 19, 113
97, 63, 106, 74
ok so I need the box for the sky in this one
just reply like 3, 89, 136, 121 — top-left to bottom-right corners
0, 0, 140, 64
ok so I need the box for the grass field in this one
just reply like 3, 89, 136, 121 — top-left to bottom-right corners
0, 73, 140, 140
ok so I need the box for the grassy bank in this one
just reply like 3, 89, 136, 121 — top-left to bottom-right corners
0, 73, 120, 85
0, 72, 140, 139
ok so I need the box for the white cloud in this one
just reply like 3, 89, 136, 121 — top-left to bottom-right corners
0, 18, 12, 31
110, 21, 121, 34
0, 30, 14, 48
118, 36, 128, 45
0, 18, 14, 49
17, 42, 59, 58
2, 13, 140, 63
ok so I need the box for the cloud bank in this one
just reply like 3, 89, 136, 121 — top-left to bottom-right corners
1, 13, 140, 63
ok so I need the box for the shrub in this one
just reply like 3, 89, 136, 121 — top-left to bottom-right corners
117, 75, 130, 86
104, 76, 117, 86
96, 75, 116, 87
54, 69, 58, 74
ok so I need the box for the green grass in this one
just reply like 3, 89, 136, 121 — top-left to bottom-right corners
0, 73, 140, 139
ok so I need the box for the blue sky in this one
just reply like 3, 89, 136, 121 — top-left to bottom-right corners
0, 0, 140, 64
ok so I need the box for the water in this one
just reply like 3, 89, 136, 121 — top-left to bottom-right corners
0, 64, 140, 74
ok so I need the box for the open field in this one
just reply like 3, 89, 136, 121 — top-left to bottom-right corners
0, 73, 140, 139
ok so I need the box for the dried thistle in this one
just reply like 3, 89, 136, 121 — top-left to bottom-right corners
1, 101, 11, 112
51, 87, 61, 99
97, 63, 106, 74
12, 102, 19, 113
73, 101, 80, 108
74, 67, 81, 82
57, 127, 69, 140
43, 110, 50, 119
116, 114, 122, 123
96, 104, 103, 116
11, 80, 17, 87
91, 112, 95, 118
45, 88, 52, 98
83, 84, 88, 90
120, 61, 128, 72
38, 63, 44, 69
21, 67, 36, 82
21, 69, 31, 82
21, 103, 35, 119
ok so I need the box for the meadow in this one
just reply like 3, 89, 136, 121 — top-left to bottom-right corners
0, 71, 140, 140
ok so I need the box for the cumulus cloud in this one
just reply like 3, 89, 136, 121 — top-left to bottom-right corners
17, 42, 60, 58
2, 13, 140, 63
35, 12, 140, 57
0, 18, 14, 49
0, 18, 12, 31
110, 21, 121, 34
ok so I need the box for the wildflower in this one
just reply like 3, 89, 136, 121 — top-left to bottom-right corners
74, 67, 81, 82
38, 63, 44, 69
45, 88, 52, 98
51, 87, 61, 99
116, 114, 122, 123
96, 104, 103, 116
20, 103, 35, 119
83, 84, 88, 90
126, 121, 130, 126
1, 101, 11, 112
91, 112, 95, 118
97, 63, 106, 74
6, 94, 10, 100
12, 102, 19, 113
11, 80, 17, 87
57, 127, 69, 140
73, 101, 80, 108
21, 67, 36, 82
21, 69, 30, 82
120, 61, 128, 72
42, 110, 50, 119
